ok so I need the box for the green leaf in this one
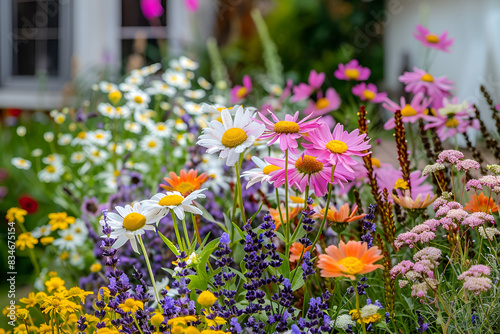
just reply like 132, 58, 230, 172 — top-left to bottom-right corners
187, 274, 208, 290
277, 252, 290, 278
290, 267, 305, 291
248, 203, 264, 224
195, 202, 218, 224
158, 232, 180, 256
231, 222, 246, 242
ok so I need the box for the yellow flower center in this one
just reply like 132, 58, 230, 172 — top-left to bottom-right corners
274, 121, 300, 134
157, 124, 166, 131
113, 170, 121, 177
77, 132, 86, 139
263, 165, 280, 175
108, 91, 122, 104
421, 73, 434, 82
426, 34, 439, 43
338, 256, 364, 275
289, 196, 305, 204
294, 155, 324, 175
237, 87, 247, 98
176, 182, 195, 195
424, 108, 436, 116
148, 141, 157, 148
122, 212, 147, 231
316, 98, 330, 110
445, 118, 459, 128
371, 158, 381, 168
345, 69, 360, 80
158, 194, 184, 207
47, 166, 56, 174
96, 133, 104, 139
221, 128, 248, 148
362, 90, 376, 100
401, 104, 417, 117
134, 96, 143, 104
394, 179, 409, 190
326, 140, 348, 154
64, 234, 73, 241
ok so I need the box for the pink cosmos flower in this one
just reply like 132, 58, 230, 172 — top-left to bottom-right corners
414, 24, 454, 53
265, 154, 355, 197
230, 75, 252, 104
303, 88, 341, 118
398, 67, 453, 104
303, 123, 371, 172
140, 0, 164, 20
375, 167, 433, 202
424, 98, 479, 141
256, 111, 321, 154
334, 59, 371, 81
291, 70, 326, 102
352, 83, 387, 103
383, 93, 432, 130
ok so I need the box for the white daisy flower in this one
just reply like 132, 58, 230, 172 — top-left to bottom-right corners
125, 160, 150, 173
53, 113, 66, 124
11, 157, 31, 170
107, 142, 125, 155
174, 118, 188, 131
184, 89, 205, 100
242, 157, 280, 189
115, 105, 131, 118
69, 219, 89, 238
163, 70, 190, 89
133, 111, 154, 127
197, 77, 212, 90
43, 132, 54, 142
144, 189, 206, 220
96, 161, 125, 192
69, 251, 85, 268
97, 103, 117, 118
42, 153, 63, 166
125, 120, 143, 134
168, 59, 183, 72
84, 146, 109, 165
179, 56, 199, 70
57, 134, 72, 146
16, 126, 26, 137
125, 75, 144, 86
99, 81, 118, 93
119, 82, 137, 92
38, 164, 64, 182
103, 202, 160, 253
53, 228, 85, 251
150, 80, 176, 97
89, 130, 112, 147
123, 139, 137, 151
31, 225, 51, 238
72, 131, 91, 146
31, 149, 42, 157
147, 122, 172, 138
125, 90, 150, 110
197, 106, 265, 166
139, 135, 163, 155
199, 154, 230, 192
70, 152, 85, 164
184, 101, 203, 115
141, 63, 162, 75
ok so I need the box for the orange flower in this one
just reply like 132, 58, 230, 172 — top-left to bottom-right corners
464, 192, 498, 214
269, 204, 302, 230
392, 190, 435, 210
160, 169, 208, 196
317, 240, 383, 280
312, 204, 365, 224
289, 242, 313, 262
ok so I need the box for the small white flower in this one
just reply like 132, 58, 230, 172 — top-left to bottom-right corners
11, 157, 31, 170
72, 131, 91, 146
179, 56, 199, 70
125, 75, 144, 86
89, 130, 112, 147
70, 152, 85, 164
16, 126, 26, 137
125, 120, 143, 134
184, 101, 203, 115
184, 89, 206, 100
53, 228, 86, 251
147, 122, 172, 138
126, 90, 150, 110
163, 70, 190, 89
119, 82, 137, 92
99, 81, 118, 93
31, 149, 42, 157
134, 111, 154, 127
97, 103, 117, 118
31, 225, 51, 238
43, 132, 54, 142
139, 135, 164, 155
107, 142, 124, 155
242, 157, 279, 189
84, 146, 109, 165
150, 80, 176, 97
124, 139, 137, 151
42, 153, 63, 166
53, 113, 66, 124
197, 77, 212, 90
335, 314, 355, 330
144, 189, 206, 220
102, 202, 160, 253
57, 134, 72, 146
174, 118, 188, 131
38, 164, 64, 182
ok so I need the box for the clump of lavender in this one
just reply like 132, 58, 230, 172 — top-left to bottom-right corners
361, 204, 377, 248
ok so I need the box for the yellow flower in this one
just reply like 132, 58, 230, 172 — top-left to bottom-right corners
66, 287, 93, 303
90, 263, 102, 272
197, 291, 217, 308
60, 252, 70, 260
35, 292, 47, 303
40, 237, 54, 246
40, 293, 78, 315
19, 292, 37, 308
2, 304, 19, 318
118, 298, 143, 313
45, 277, 66, 293
167, 315, 198, 326
394, 178, 409, 190
6, 207, 28, 223
13, 325, 38, 334
15, 233, 38, 250
98, 287, 111, 301
96, 328, 120, 334
185, 327, 201, 334
151, 313, 165, 327
48, 271, 58, 277
171, 326, 186, 334
16, 308, 29, 320
350, 307, 382, 324
48, 212, 76, 231
67, 313, 79, 323
38, 324, 52, 334
203, 313, 226, 327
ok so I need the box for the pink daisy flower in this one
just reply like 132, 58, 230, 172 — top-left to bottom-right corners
338, 157, 392, 195
230, 75, 252, 104
399, 67, 453, 104
352, 83, 387, 103
265, 153, 355, 197
414, 25, 454, 53
303, 88, 341, 118
334, 59, 371, 81
383, 93, 432, 130
424, 97, 479, 141
256, 111, 321, 154
291, 70, 325, 102
302, 123, 371, 172
376, 167, 434, 203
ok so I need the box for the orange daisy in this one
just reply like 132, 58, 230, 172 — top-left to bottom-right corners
289, 242, 313, 262
464, 192, 498, 214
312, 203, 365, 224
269, 204, 302, 230
317, 240, 383, 280
160, 169, 208, 197
392, 190, 435, 210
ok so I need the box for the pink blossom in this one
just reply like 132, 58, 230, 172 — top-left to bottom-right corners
413, 24, 454, 53
334, 59, 371, 81
398, 67, 453, 102
459, 265, 491, 278
352, 83, 387, 103
463, 212, 495, 228
446, 208, 469, 222
383, 93, 432, 130
303, 88, 341, 117
230, 75, 252, 104
423, 219, 441, 231
394, 224, 436, 250
432, 196, 448, 211
479, 175, 500, 189
375, 168, 433, 202
184, 0, 199, 12
290, 70, 325, 102
455, 159, 481, 172
462, 277, 492, 295
437, 217, 457, 230
436, 149, 464, 164
141, 0, 164, 20
466, 179, 483, 191
390, 260, 414, 279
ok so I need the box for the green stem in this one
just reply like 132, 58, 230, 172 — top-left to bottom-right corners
284, 149, 290, 263
181, 217, 190, 252
354, 281, 367, 334
311, 166, 336, 251
170, 209, 185, 253
133, 315, 145, 334
191, 213, 202, 247
235, 159, 247, 223
137, 235, 164, 313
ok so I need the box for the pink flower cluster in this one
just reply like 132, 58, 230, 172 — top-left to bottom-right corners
394, 224, 436, 250
436, 150, 464, 164
463, 212, 495, 228
455, 159, 481, 172
458, 265, 492, 295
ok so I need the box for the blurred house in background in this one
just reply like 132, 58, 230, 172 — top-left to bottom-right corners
0, 0, 219, 110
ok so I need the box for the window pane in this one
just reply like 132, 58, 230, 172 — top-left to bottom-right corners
121, 0, 168, 27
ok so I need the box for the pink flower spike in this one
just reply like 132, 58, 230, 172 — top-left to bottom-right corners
413, 24, 454, 53
230, 75, 252, 104
352, 83, 387, 103
255, 111, 322, 155
141, 0, 164, 20
308, 70, 325, 89
334, 59, 371, 81
303, 88, 341, 117
383, 93, 432, 130
303, 123, 371, 172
